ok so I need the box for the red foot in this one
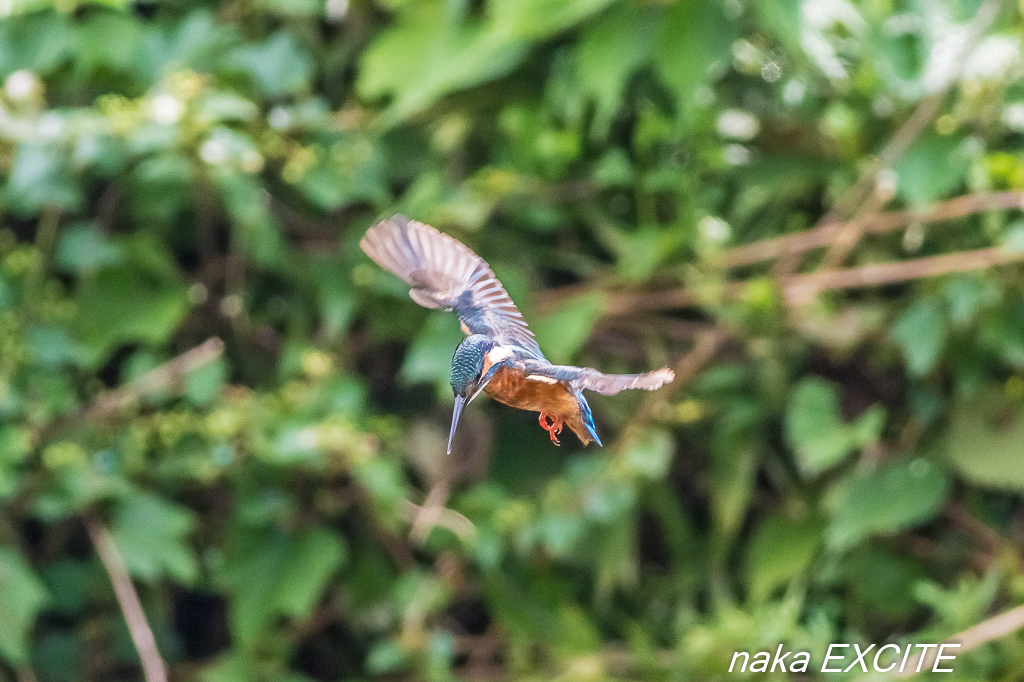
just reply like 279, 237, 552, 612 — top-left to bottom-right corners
538, 412, 563, 446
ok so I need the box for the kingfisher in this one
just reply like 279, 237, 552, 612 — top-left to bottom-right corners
361, 215, 675, 453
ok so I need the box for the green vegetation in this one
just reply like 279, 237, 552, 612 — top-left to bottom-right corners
2, 0, 1024, 679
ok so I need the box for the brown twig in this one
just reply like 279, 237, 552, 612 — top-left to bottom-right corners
663, 327, 730, 397
817, 173, 896, 270
898, 603, 1024, 677
401, 493, 476, 543
785, 0, 1004, 277
721, 191, 1024, 269
783, 246, 1024, 305
84, 514, 168, 682
619, 327, 729, 445
534, 191, 1024, 320
571, 244, 1024, 315
84, 337, 225, 420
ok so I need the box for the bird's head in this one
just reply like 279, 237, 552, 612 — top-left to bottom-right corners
447, 334, 498, 453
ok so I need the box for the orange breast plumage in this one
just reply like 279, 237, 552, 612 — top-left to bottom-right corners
483, 366, 595, 444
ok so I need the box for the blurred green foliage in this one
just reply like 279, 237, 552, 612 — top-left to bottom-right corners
2, 0, 1024, 680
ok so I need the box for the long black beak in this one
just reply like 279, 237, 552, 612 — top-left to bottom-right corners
447, 394, 466, 454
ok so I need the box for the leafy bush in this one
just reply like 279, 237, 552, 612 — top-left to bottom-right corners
2, 0, 1024, 680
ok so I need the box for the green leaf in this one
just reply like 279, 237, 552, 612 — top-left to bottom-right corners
0, 13, 74, 76
945, 398, 1024, 492
400, 313, 466, 398
622, 428, 674, 480
357, 2, 524, 121
530, 292, 605, 364
110, 492, 198, 583
224, 526, 346, 646
575, 3, 657, 136
844, 544, 923, 620
76, 267, 189, 365
293, 135, 388, 211
273, 527, 347, 619
895, 134, 970, 205
785, 377, 883, 476
491, 0, 616, 40
745, 513, 823, 602
892, 300, 946, 377
0, 547, 49, 665
366, 640, 408, 675
307, 253, 356, 341
709, 430, 757, 543
0, 426, 31, 500
4, 144, 82, 215
74, 10, 143, 80
655, 0, 733, 124
360, 0, 613, 122
214, 170, 285, 268
185, 357, 227, 407
826, 458, 949, 550
55, 222, 125, 274
229, 32, 313, 96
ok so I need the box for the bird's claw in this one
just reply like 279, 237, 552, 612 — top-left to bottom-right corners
539, 412, 563, 446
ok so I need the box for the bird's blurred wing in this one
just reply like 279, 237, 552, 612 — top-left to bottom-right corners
516, 359, 675, 395
361, 215, 540, 354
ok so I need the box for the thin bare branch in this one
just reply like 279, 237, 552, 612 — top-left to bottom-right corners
663, 327, 730, 396
557, 243, 1024, 316
618, 327, 729, 445
85, 337, 225, 420
783, 246, 1024, 305
817, 174, 896, 270
898, 603, 1024, 677
787, 0, 1005, 276
401, 493, 476, 543
722, 191, 1024, 269
84, 515, 168, 682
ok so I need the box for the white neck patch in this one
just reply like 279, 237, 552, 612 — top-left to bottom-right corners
487, 346, 514, 364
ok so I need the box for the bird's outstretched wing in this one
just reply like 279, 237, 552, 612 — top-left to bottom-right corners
511, 359, 675, 395
361, 215, 541, 354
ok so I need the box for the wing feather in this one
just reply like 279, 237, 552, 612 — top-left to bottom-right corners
512, 359, 675, 395
361, 215, 541, 354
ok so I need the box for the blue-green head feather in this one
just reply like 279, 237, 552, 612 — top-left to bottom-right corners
450, 334, 493, 397
447, 334, 495, 454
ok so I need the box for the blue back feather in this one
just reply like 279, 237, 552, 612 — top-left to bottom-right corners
575, 391, 602, 446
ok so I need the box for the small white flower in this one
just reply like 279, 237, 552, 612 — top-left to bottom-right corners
188, 283, 209, 305
241, 149, 264, 173
761, 61, 782, 82
150, 93, 184, 125
5, 70, 39, 101
268, 106, 291, 130
963, 35, 1021, 83
882, 13, 923, 36
326, 0, 348, 20
783, 79, 806, 106
200, 138, 226, 164
724, 144, 751, 165
38, 112, 63, 139
699, 216, 731, 244
717, 109, 760, 140
876, 169, 898, 199
295, 428, 319, 450
922, 26, 969, 91
873, 96, 895, 117
1003, 103, 1024, 131
219, 294, 243, 318
732, 39, 763, 72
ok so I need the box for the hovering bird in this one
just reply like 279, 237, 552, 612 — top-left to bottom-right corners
360, 215, 675, 453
